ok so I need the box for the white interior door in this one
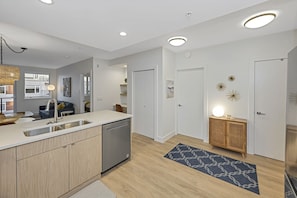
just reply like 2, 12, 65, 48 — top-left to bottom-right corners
255, 59, 287, 161
133, 70, 154, 139
176, 68, 204, 139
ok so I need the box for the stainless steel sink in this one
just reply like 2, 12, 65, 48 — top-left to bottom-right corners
24, 120, 91, 137
23, 127, 51, 137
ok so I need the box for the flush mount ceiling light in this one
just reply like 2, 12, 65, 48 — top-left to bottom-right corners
244, 12, 276, 29
120, 32, 127, 36
39, 0, 54, 5
168, 36, 187, 47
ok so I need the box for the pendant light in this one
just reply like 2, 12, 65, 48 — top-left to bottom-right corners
0, 36, 27, 85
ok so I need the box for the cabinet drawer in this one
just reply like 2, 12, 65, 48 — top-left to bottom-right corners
17, 134, 71, 160
17, 126, 101, 160
70, 126, 101, 144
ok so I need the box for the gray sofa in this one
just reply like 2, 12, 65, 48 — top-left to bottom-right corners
39, 101, 75, 119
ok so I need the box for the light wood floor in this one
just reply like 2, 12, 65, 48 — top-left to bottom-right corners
101, 133, 284, 198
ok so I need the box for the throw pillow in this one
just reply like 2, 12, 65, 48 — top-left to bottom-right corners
57, 102, 65, 110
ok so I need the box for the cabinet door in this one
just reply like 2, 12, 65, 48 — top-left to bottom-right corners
0, 148, 16, 198
17, 146, 69, 198
209, 118, 226, 147
226, 121, 246, 153
69, 134, 101, 189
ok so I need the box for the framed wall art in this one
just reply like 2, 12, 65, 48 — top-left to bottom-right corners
63, 77, 71, 97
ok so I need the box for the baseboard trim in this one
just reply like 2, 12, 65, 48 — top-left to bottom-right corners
156, 131, 176, 143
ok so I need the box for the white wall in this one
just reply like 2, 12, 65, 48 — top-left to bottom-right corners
287, 46, 297, 125
109, 48, 177, 142
15, 66, 56, 115
92, 58, 125, 111
176, 30, 297, 153
57, 58, 93, 113
110, 48, 166, 141
161, 48, 176, 140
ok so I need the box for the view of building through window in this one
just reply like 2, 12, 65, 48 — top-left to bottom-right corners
0, 85, 14, 114
84, 75, 91, 96
24, 73, 50, 99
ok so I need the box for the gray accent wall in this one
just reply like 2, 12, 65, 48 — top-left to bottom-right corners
15, 66, 57, 115
56, 58, 93, 114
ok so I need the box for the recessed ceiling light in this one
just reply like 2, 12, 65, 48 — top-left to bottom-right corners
244, 12, 276, 29
120, 32, 127, 36
39, 0, 54, 5
168, 36, 187, 47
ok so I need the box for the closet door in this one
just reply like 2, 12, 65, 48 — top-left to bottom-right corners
133, 69, 154, 139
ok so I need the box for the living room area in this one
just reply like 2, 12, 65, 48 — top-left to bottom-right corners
0, 56, 127, 125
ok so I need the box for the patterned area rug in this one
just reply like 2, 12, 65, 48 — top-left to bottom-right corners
164, 143, 259, 194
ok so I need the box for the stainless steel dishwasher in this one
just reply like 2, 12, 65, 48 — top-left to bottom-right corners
102, 118, 131, 173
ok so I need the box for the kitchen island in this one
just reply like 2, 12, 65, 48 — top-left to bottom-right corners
0, 110, 132, 198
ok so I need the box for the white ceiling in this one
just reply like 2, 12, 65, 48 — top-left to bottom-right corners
0, 0, 296, 69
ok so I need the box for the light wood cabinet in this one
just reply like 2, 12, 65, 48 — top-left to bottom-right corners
16, 126, 101, 198
209, 118, 226, 148
209, 116, 247, 157
17, 146, 69, 198
70, 135, 101, 189
0, 148, 16, 198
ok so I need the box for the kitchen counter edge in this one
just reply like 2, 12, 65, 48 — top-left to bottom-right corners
0, 110, 132, 151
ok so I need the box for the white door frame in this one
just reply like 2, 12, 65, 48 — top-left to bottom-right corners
248, 58, 287, 154
175, 67, 208, 142
131, 68, 158, 141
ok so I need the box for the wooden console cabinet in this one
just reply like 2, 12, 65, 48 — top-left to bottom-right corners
209, 116, 247, 157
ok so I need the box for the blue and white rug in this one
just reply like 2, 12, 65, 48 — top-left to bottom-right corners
164, 143, 259, 194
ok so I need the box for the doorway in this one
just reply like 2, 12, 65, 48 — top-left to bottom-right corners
80, 72, 91, 113
254, 59, 287, 161
133, 69, 155, 139
176, 68, 204, 139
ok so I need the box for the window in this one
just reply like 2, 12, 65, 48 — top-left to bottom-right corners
84, 75, 91, 96
24, 73, 50, 99
0, 86, 6, 95
0, 85, 14, 114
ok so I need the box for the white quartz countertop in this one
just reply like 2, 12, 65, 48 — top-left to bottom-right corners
0, 110, 132, 151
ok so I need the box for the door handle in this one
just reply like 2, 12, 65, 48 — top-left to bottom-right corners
256, 112, 266, 115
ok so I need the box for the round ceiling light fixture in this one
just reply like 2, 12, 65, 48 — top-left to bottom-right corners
168, 36, 187, 47
120, 32, 127, 36
39, 0, 54, 5
243, 12, 276, 29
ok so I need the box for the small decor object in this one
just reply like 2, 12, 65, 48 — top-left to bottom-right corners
216, 83, 226, 91
228, 75, 235, 82
63, 77, 71, 97
227, 90, 240, 101
225, 114, 232, 119
166, 80, 174, 98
